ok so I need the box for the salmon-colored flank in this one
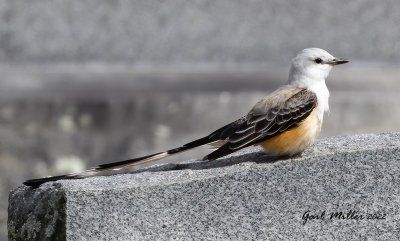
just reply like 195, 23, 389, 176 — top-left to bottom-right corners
257, 108, 321, 156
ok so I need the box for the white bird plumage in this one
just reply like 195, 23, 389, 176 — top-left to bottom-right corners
288, 48, 347, 122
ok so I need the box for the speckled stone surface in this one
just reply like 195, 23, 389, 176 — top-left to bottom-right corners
8, 133, 400, 240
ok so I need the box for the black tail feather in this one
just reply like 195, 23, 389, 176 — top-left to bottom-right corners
23, 175, 81, 188
22, 121, 240, 188
203, 144, 236, 161
98, 136, 213, 169
23, 136, 217, 188
97, 152, 165, 169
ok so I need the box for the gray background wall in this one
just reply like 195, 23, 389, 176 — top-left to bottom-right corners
2, 1, 400, 239
1, 0, 400, 64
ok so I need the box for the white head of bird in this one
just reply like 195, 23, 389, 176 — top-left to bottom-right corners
288, 48, 348, 120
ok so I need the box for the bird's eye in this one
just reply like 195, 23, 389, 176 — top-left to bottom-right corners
314, 58, 323, 64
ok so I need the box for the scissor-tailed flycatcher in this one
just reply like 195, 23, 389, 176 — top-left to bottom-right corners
24, 48, 348, 187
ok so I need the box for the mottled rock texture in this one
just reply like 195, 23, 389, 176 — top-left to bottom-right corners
8, 133, 400, 240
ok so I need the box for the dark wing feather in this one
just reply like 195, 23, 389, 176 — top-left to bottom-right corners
204, 88, 318, 160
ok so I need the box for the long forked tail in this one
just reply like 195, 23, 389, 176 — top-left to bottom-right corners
23, 135, 216, 188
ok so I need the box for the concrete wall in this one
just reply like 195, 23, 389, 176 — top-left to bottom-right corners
8, 133, 400, 240
1, 0, 400, 64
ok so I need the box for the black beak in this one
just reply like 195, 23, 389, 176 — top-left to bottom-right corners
327, 58, 349, 65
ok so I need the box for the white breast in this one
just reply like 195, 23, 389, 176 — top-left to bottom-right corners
308, 81, 329, 122
290, 78, 330, 122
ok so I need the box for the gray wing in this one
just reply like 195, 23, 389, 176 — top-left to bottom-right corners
204, 87, 318, 160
